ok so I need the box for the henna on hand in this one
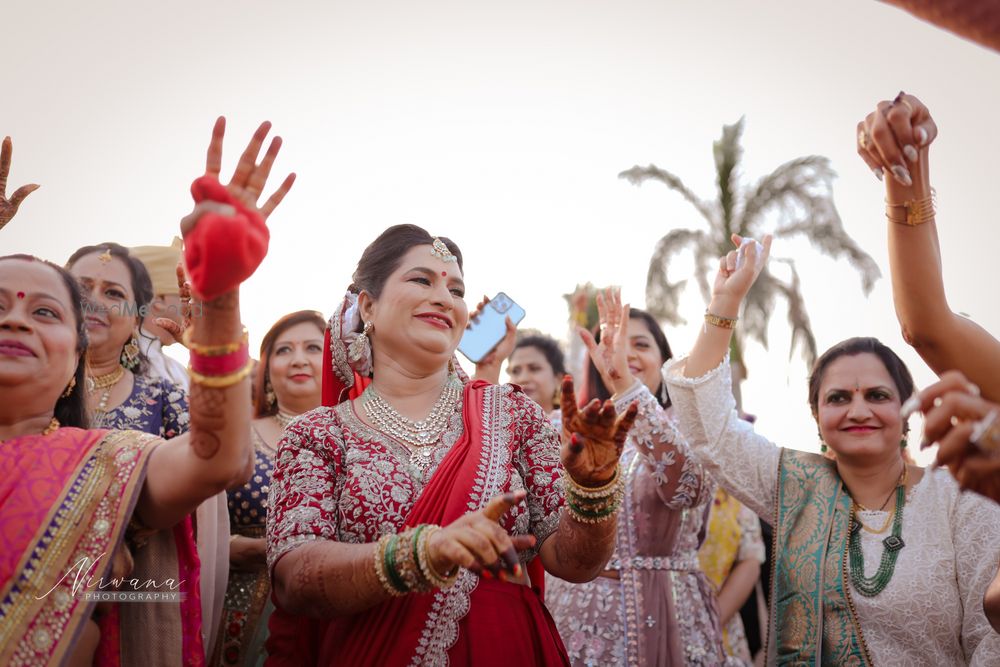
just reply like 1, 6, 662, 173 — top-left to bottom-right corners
188, 383, 225, 459
0, 137, 40, 231
559, 375, 639, 486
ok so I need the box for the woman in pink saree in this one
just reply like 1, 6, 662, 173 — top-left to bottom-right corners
0, 118, 293, 666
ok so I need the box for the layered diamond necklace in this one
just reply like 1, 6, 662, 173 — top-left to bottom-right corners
361, 375, 462, 474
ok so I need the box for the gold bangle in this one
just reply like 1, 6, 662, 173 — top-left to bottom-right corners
886, 189, 936, 227
704, 310, 737, 330
229, 534, 240, 544
373, 534, 405, 597
417, 525, 459, 590
563, 465, 620, 497
182, 326, 250, 356
188, 359, 255, 388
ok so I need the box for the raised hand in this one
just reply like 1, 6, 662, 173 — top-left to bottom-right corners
856, 92, 936, 188
154, 263, 195, 345
560, 374, 638, 486
0, 137, 40, 231
710, 234, 772, 310
579, 287, 631, 395
908, 371, 1000, 504
426, 489, 536, 579
203, 117, 295, 220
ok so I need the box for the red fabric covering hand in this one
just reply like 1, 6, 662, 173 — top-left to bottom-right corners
183, 175, 269, 301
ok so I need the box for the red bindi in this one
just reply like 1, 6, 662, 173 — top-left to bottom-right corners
441, 271, 447, 277
16, 291, 25, 299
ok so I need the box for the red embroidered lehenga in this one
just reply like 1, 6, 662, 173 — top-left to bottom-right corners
265, 374, 571, 665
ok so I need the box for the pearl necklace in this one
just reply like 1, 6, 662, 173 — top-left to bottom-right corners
361, 377, 461, 472
274, 411, 296, 430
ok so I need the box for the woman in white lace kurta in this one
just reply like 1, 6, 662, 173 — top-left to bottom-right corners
546, 295, 724, 666
665, 234, 1000, 666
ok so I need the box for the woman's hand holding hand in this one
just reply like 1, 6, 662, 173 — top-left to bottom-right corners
559, 375, 638, 487
0, 137, 39, 231
856, 92, 936, 198
906, 370, 1000, 503
427, 490, 535, 580
579, 287, 632, 396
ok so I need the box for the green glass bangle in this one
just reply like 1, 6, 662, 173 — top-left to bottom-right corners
384, 534, 408, 594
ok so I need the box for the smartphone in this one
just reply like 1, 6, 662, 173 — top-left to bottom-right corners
458, 292, 526, 364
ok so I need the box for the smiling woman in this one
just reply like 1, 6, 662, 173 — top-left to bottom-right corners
665, 235, 1000, 665
265, 224, 640, 666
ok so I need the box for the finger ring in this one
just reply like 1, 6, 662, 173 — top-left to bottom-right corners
898, 99, 914, 115
858, 129, 869, 149
971, 409, 1000, 455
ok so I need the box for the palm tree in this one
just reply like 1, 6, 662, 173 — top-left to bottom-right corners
619, 118, 880, 375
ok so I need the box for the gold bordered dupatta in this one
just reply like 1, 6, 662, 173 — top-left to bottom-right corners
0, 427, 158, 665
767, 448, 871, 666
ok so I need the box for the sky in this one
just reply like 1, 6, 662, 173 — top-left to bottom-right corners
4, 0, 999, 459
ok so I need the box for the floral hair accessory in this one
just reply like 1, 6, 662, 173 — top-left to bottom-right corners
430, 238, 457, 264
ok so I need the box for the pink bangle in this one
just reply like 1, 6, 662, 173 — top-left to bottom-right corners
190, 343, 250, 376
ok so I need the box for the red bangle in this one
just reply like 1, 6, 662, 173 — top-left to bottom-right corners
190, 343, 250, 376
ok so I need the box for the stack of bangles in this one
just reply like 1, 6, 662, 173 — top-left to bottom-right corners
886, 189, 936, 227
374, 524, 459, 597
185, 327, 254, 388
563, 465, 625, 524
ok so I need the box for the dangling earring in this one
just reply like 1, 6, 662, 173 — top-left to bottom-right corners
61, 376, 77, 398
348, 321, 373, 363
448, 358, 455, 376
659, 383, 670, 406
121, 332, 140, 370
820, 442, 828, 454
265, 378, 276, 408
900, 438, 907, 450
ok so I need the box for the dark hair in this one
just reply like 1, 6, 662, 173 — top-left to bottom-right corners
350, 225, 464, 305
585, 308, 673, 408
66, 242, 154, 373
513, 334, 566, 377
0, 255, 90, 429
808, 336, 915, 433
254, 310, 327, 418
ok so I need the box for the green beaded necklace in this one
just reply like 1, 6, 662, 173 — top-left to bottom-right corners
848, 482, 906, 597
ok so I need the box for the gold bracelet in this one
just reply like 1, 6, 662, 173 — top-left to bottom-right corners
416, 525, 459, 590
886, 189, 936, 227
563, 465, 621, 497
229, 534, 240, 544
704, 310, 738, 330
182, 326, 250, 356
188, 359, 255, 388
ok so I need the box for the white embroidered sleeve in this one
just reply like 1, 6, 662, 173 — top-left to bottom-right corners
663, 355, 780, 524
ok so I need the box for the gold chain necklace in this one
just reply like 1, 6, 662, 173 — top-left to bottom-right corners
852, 466, 908, 534
88, 365, 126, 427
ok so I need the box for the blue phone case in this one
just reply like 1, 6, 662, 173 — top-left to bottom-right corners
458, 292, 526, 364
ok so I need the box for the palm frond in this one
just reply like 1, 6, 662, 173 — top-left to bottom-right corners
738, 156, 835, 234
775, 203, 881, 295
740, 269, 778, 350
644, 229, 707, 325
713, 118, 744, 238
618, 165, 716, 226
771, 258, 818, 366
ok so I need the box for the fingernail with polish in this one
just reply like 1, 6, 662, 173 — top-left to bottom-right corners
903, 145, 918, 163
514, 563, 522, 577
916, 127, 928, 146
968, 383, 981, 397
872, 167, 884, 182
891, 165, 912, 187
900, 394, 921, 419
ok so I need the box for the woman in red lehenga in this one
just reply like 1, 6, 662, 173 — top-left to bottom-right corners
266, 224, 640, 666
0, 120, 293, 666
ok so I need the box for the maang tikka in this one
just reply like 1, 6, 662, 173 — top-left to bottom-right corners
348, 321, 373, 363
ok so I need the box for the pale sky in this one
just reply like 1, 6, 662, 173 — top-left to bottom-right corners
4, 0, 999, 459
